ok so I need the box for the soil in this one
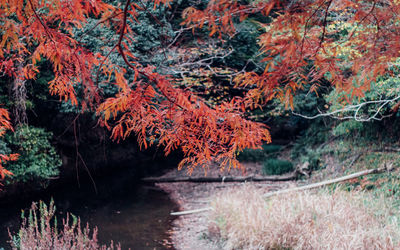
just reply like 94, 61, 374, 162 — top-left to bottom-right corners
156, 162, 295, 250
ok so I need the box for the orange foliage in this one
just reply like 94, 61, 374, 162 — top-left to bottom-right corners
2, 0, 397, 172
97, 67, 270, 172
0, 108, 18, 181
186, 0, 400, 107
0, 0, 269, 172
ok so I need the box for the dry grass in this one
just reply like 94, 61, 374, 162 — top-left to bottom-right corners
210, 185, 400, 250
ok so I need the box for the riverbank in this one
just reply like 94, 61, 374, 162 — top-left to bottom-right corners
157, 160, 400, 249
156, 163, 295, 250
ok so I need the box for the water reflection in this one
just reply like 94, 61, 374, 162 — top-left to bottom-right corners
0, 168, 177, 250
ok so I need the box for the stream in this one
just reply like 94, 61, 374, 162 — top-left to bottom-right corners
0, 165, 178, 249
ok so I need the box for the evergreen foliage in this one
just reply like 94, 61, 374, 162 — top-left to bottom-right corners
237, 144, 281, 162
262, 158, 294, 175
0, 126, 61, 185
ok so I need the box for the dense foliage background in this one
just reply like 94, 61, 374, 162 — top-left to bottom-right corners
0, 0, 399, 195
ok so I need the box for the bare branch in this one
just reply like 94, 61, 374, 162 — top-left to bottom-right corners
292, 95, 400, 122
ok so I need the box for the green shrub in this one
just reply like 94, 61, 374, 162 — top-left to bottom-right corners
262, 159, 294, 175
1, 126, 61, 185
237, 148, 265, 162
261, 144, 282, 156
332, 120, 364, 137
237, 144, 282, 162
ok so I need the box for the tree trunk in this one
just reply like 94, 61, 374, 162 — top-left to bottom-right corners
12, 63, 28, 126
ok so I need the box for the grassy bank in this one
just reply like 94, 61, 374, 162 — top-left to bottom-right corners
209, 185, 400, 249
207, 135, 400, 249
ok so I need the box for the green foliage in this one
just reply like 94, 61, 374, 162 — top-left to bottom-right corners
261, 144, 281, 155
262, 159, 294, 175
291, 121, 331, 158
1, 126, 61, 185
237, 148, 265, 162
224, 19, 263, 69
237, 144, 281, 162
332, 120, 364, 137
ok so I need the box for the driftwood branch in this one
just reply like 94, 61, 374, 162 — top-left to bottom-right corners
170, 166, 391, 216
171, 207, 213, 216
142, 172, 298, 183
263, 166, 388, 198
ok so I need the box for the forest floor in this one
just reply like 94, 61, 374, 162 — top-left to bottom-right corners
156, 162, 296, 250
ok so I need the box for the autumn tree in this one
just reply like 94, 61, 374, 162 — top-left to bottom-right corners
1, 0, 400, 178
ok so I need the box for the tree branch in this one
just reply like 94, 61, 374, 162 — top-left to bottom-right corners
292, 95, 400, 122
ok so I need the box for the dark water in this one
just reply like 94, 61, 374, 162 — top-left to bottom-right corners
0, 168, 177, 249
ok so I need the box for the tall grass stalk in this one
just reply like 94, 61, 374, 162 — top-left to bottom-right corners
9, 200, 120, 250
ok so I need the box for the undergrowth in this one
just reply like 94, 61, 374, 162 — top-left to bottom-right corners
262, 159, 293, 175
237, 144, 282, 162
238, 144, 296, 176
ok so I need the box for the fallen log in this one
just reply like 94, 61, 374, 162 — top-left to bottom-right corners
263, 166, 388, 198
170, 166, 391, 216
142, 173, 297, 183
